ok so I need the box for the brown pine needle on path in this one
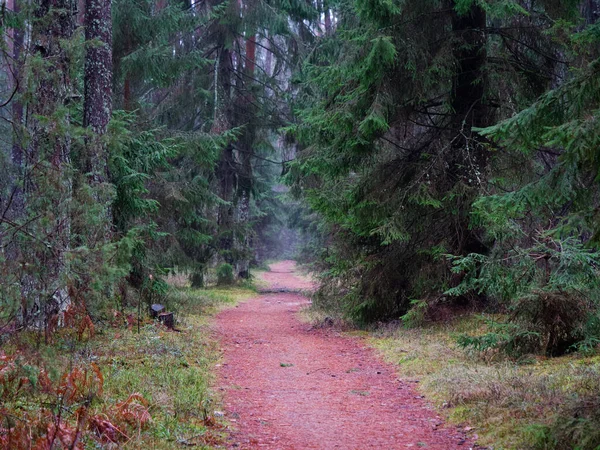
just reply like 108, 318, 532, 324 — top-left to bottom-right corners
216, 261, 472, 449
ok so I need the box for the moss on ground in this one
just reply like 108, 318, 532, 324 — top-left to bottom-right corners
371, 314, 600, 450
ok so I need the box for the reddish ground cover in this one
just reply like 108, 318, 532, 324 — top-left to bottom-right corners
215, 261, 473, 449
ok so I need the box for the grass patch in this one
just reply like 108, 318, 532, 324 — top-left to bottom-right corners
371, 314, 600, 449
297, 304, 351, 330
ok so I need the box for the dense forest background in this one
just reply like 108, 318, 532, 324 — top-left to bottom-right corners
2, 0, 600, 446
2, 0, 600, 358
289, 0, 600, 358
2, 0, 600, 362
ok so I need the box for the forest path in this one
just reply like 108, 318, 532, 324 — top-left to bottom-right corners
215, 261, 472, 449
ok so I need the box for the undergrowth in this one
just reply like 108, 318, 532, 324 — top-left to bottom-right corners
0, 283, 255, 449
371, 314, 600, 450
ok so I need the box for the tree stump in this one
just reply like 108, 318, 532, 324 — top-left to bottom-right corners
150, 303, 165, 318
159, 312, 174, 329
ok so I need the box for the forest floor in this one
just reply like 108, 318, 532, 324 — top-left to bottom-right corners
215, 261, 473, 449
0, 284, 257, 449
371, 312, 600, 449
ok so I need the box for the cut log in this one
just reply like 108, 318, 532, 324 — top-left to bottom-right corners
150, 303, 165, 318
159, 312, 174, 329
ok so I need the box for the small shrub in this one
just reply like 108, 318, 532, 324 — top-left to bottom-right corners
457, 319, 543, 358
401, 299, 429, 328
457, 291, 594, 357
216, 263, 234, 286
521, 424, 557, 449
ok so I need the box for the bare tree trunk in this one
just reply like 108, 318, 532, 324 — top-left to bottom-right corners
264, 34, 272, 77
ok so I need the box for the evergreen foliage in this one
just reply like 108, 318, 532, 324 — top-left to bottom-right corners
2, 0, 600, 447
449, 14, 600, 355
216, 262, 234, 285
0, 0, 599, 386
284, 0, 600, 358
0, 0, 316, 330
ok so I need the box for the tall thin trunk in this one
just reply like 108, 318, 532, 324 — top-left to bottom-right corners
84, 0, 112, 184
245, 33, 256, 75
80, 0, 113, 287
323, 0, 332, 34
452, 6, 486, 119
212, 47, 236, 264
448, 1, 488, 254
77, 0, 85, 25
450, 2, 488, 177
10, 0, 24, 217
264, 34, 272, 77
2, 0, 25, 312
235, 33, 257, 278
21, 0, 75, 327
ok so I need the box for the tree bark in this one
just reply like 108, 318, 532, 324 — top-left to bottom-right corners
76, 0, 113, 298
21, 0, 75, 327
235, 33, 258, 279
84, 0, 112, 189
448, 1, 489, 255
1, 0, 25, 316
7, 0, 24, 222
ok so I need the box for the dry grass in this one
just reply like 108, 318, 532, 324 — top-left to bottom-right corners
371, 314, 600, 449
298, 303, 353, 330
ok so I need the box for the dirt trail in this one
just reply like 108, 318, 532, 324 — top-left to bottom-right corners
216, 261, 472, 449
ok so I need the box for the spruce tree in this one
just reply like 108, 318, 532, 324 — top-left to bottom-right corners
288, 0, 580, 322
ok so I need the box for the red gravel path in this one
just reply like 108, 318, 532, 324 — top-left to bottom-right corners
216, 261, 472, 449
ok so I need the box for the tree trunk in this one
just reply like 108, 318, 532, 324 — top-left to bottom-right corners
264, 34, 272, 76
1, 0, 25, 318
21, 0, 75, 327
84, 0, 112, 204
7, 0, 24, 229
235, 33, 258, 279
449, 2, 488, 183
73, 0, 113, 300
582, 0, 600, 24
217, 143, 236, 264
448, 1, 489, 255
324, 1, 332, 34
212, 47, 236, 264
